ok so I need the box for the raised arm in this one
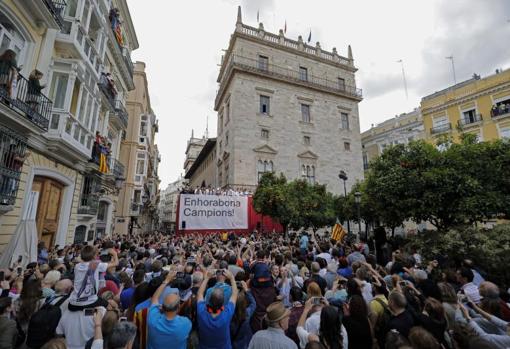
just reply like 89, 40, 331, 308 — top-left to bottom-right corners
151, 272, 175, 305
224, 270, 238, 304
107, 249, 119, 269
197, 269, 213, 302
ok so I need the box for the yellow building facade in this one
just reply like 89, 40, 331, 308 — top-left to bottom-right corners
421, 69, 510, 143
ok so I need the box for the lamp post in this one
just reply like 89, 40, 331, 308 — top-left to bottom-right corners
338, 170, 351, 234
354, 191, 363, 240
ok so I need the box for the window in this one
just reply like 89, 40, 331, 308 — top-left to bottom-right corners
136, 153, 145, 175
225, 131, 229, 145
258, 55, 268, 71
218, 112, 223, 133
338, 78, 345, 90
462, 109, 477, 124
344, 142, 351, 151
341, 112, 349, 130
301, 104, 311, 123
260, 95, 270, 114
140, 120, 148, 137
261, 129, 269, 139
433, 115, 448, 128
303, 136, 311, 145
301, 165, 315, 184
500, 126, 510, 139
133, 190, 141, 203
257, 160, 274, 181
225, 102, 230, 124
299, 67, 308, 81
362, 153, 369, 170
49, 73, 69, 109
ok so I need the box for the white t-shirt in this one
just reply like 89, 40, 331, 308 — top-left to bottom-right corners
70, 261, 108, 306
56, 306, 106, 349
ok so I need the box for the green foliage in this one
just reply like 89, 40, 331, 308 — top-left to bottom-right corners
362, 139, 510, 230
404, 225, 510, 288
253, 172, 337, 230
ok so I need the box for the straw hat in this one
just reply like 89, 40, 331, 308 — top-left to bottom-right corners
265, 302, 291, 323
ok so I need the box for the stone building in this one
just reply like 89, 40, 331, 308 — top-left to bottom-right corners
115, 62, 160, 235
185, 138, 217, 189
361, 108, 424, 171
0, 0, 138, 254
184, 132, 207, 174
213, 7, 364, 195
158, 177, 186, 233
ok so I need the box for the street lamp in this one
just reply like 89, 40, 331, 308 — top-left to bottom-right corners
354, 191, 363, 240
338, 171, 351, 234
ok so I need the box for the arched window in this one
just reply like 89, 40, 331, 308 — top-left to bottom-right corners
257, 159, 274, 182
74, 225, 87, 244
302, 164, 316, 184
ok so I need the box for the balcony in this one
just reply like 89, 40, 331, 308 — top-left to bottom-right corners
46, 111, 94, 161
42, 0, 67, 28
130, 202, 142, 216
430, 123, 452, 135
108, 157, 125, 179
458, 114, 483, 127
78, 194, 99, 216
0, 73, 52, 131
98, 78, 116, 111
16, 0, 66, 30
491, 105, 510, 120
0, 125, 28, 209
112, 99, 129, 129
105, 14, 134, 87
215, 54, 362, 110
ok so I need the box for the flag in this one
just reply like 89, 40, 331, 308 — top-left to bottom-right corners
257, 10, 259, 22
307, 30, 312, 43
284, 20, 287, 34
331, 220, 347, 242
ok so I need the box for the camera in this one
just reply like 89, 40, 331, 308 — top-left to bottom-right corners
311, 297, 322, 306
176, 271, 185, 279
216, 269, 225, 276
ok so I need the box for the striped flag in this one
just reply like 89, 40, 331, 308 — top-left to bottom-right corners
307, 30, 312, 43
331, 220, 347, 242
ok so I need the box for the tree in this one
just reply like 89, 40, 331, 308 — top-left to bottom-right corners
253, 173, 337, 231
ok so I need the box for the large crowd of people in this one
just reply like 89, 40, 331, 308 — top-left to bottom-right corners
180, 185, 253, 196
1, 230, 509, 349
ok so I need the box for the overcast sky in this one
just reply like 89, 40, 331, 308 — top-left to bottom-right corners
127, 0, 510, 187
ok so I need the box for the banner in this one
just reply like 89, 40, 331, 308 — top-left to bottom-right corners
178, 194, 248, 230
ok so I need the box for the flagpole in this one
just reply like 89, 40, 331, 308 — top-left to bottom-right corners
446, 56, 457, 85
397, 59, 409, 100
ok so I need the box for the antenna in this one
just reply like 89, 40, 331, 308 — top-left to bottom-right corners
397, 59, 409, 100
446, 56, 457, 85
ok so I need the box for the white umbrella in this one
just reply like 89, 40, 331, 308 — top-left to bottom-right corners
0, 191, 39, 269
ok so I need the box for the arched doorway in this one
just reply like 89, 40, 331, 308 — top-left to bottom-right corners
74, 225, 86, 244
32, 176, 64, 247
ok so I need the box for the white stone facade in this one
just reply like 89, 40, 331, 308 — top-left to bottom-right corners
214, 8, 364, 195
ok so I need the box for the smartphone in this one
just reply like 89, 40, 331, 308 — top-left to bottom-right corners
0, 271, 4, 281
16, 267, 22, 276
119, 317, 128, 322
216, 269, 224, 276
312, 297, 322, 306
84, 308, 95, 316
399, 281, 407, 287
176, 272, 185, 279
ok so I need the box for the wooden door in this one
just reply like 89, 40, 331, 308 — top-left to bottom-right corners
32, 177, 64, 248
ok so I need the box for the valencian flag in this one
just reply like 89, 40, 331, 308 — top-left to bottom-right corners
331, 219, 347, 242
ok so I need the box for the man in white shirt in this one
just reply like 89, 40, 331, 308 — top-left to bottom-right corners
458, 267, 481, 304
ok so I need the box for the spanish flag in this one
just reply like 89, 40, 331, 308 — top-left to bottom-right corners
331, 220, 346, 242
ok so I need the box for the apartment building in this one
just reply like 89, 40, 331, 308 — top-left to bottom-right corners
0, 0, 139, 254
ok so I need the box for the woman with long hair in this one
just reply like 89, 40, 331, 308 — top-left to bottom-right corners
230, 281, 256, 349
342, 294, 373, 349
14, 278, 46, 336
0, 49, 19, 99
297, 299, 348, 349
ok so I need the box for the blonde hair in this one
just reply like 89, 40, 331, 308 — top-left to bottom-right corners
41, 338, 67, 349
43, 270, 61, 287
307, 282, 322, 298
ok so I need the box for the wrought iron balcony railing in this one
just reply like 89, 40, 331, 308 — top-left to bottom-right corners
42, 0, 67, 28
114, 99, 129, 128
216, 54, 362, 108
0, 125, 28, 206
108, 157, 125, 179
78, 194, 99, 215
430, 123, 452, 135
0, 71, 52, 131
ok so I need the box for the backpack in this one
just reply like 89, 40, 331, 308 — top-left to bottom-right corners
26, 295, 68, 349
373, 297, 392, 346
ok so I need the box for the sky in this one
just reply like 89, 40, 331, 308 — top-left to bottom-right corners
127, 0, 510, 187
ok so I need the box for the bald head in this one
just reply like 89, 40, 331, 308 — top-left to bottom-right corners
161, 293, 180, 313
479, 281, 499, 299
209, 288, 225, 311
55, 279, 73, 295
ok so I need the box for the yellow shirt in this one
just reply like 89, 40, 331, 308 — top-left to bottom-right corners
370, 294, 388, 318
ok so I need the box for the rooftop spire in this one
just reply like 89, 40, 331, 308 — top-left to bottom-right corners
237, 6, 242, 24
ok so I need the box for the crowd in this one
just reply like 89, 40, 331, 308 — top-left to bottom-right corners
491, 103, 510, 117
180, 185, 253, 196
0, 229, 509, 349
